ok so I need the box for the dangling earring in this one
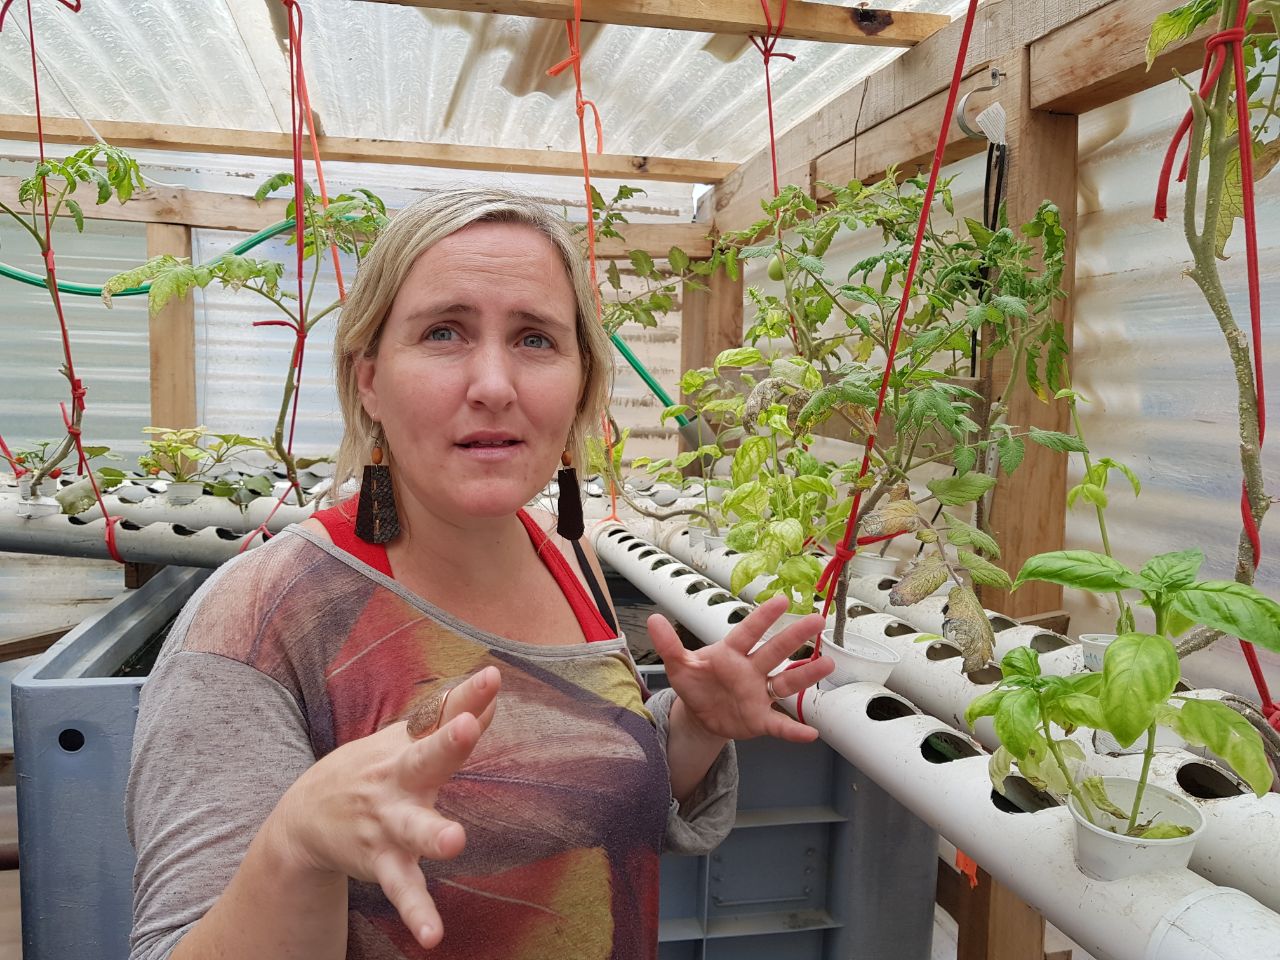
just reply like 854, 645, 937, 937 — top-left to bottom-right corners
556, 449, 584, 540
355, 426, 400, 544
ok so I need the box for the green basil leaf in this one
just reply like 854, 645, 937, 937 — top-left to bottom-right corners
1173, 699, 1272, 796
1100, 633, 1180, 747
1171, 580, 1280, 653
1014, 550, 1144, 593
994, 687, 1040, 759
1138, 549, 1203, 592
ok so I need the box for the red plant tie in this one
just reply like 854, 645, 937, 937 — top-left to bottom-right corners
548, 1, 620, 512
8, 0, 123, 561
814, 0, 983, 624
1154, 11, 1277, 730
797, 0, 983, 711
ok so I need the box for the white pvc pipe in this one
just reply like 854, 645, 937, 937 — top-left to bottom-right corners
633, 516, 1280, 916
799, 682, 1280, 960
590, 522, 753, 645
0, 508, 264, 567
62, 489, 315, 532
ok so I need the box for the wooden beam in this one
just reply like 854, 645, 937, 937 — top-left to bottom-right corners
1030, 0, 1227, 115
0, 177, 710, 258
680, 268, 743, 389
365, 0, 949, 47
145, 223, 197, 430
813, 70, 994, 193
713, 0, 1116, 231
0, 114, 735, 184
979, 47, 1078, 620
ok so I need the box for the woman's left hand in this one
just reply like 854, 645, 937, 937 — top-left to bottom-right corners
648, 594, 835, 743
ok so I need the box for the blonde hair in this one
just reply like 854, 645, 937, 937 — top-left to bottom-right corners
329, 188, 612, 504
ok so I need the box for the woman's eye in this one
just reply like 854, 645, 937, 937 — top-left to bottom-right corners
522, 333, 552, 349
425, 327, 455, 342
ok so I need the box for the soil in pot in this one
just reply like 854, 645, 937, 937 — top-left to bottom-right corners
1066, 776, 1204, 881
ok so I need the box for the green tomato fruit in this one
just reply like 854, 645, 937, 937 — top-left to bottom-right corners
767, 254, 785, 282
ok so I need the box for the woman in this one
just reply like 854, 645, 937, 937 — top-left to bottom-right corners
126, 188, 833, 960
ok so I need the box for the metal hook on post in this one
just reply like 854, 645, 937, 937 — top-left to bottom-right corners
955, 67, 1005, 140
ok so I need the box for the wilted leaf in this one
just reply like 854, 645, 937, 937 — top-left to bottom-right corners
943, 586, 995, 673
889, 554, 949, 605
1082, 776, 1129, 821
860, 499, 921, 537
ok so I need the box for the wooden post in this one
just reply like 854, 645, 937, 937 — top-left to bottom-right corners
679, 265, 743, 450
937, 860, 1049, 960
979, 47, 1079, 618
144, 223, 197, 430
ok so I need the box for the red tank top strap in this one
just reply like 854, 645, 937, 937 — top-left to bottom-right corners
311, 500, 394, 578
516, 510, 618, 642
309, 501, 616, 642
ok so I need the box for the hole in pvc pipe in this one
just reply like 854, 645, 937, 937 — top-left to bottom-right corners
637, 548, 658, 559
1030, 632, 1071, 653
1174, 679, 1192, 693
867, 695, 915, 721
121, 519, 142, 531
727, 607, 750, 624
670, 566, 696, 577
615, 532, 635, 543
707, 593, 736, 605
68, 515, 89, 526
626, 542, 646, 553
651, 557, 675, 569
883, 621, 916, 638
920, 731, 981, 763
877, 578, 899, 592
172, 525, 197, 537
846, 603, 876, 618
991, 776, 1059, 813
966, 665, 1003, 685
1177, 761, 1246, 799
926, 642, 963, 662
988, 614, 1018, 632
684, 580, 717, 595
215, 527, 240, 541
58, 728, 85, 753
608, 528, 626, 539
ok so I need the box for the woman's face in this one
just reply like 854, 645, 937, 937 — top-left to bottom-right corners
356, 221, 584, 526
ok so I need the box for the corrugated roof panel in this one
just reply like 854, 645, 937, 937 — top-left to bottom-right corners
0, 0, 960, 164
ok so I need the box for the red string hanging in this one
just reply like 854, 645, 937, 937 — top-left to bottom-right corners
793, 0, 983, 723
547, 0, 619, 522
242, 0, 330, 551
749, 1, 797, 199
7, 0, 122, 562
1154, 7, 1277, 730
749, 1, 799, 346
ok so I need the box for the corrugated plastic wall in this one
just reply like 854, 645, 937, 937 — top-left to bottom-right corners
1071, 80, 1279, 696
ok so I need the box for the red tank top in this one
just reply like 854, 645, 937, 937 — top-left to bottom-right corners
311, 501, 617, 643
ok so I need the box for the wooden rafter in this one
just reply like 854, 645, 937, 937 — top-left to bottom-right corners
360, 0, 949, 47
0, 177, 712, 259
0, 114, 735, 184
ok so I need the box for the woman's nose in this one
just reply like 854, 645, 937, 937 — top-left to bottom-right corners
464, 340, 518, 410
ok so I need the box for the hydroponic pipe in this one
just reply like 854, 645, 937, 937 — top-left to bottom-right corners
0, 502, 262, 567
799, 683, 1280, 960
597, 523, 1280, 959
66, 488, 314, 533
637, 515, 1280, 914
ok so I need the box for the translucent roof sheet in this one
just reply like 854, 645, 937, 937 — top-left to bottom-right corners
1, 0, 960, 166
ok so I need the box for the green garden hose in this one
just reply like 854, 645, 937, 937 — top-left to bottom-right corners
1, 217, 689, 425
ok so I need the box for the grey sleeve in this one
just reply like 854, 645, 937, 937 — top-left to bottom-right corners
647, 687, 738, 855
125, 650, 317, 960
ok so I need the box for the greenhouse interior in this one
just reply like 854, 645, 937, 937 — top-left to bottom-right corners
2, 0, 1280, 958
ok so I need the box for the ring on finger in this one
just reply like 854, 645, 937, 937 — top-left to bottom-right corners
765, 675, 784, 702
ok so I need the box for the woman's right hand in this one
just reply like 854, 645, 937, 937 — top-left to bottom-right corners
268, 665, 501, 949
